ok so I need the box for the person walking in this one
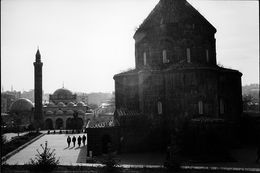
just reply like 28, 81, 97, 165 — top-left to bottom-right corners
67, 136, 71, 147
77, 136, 82, 147
82, 135, 86, 146
256, 143, 260, 163
72, 136, 76, 147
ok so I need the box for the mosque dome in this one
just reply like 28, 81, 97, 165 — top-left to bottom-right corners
57, 102, 65, 107
67, 110, 74, 114
47, 102, 56, 107
56, 110, 63, 115
77, 109, 85, 115
10, 98, 34, 112
46, 110, 54, 115
77, 101, 86, 107
67, 102, 76, 107
53, 88, 73, 97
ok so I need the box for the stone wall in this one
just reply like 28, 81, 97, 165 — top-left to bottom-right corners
87, 127, 120, 156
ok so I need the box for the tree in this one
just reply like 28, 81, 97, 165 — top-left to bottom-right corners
28, 141, 59, 172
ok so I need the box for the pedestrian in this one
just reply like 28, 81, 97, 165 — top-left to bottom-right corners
78, 136, 82, 147
72, 136, 76, 147
67, 136, 71, 147
82, 135, 86, 146
256, 142, 260, 163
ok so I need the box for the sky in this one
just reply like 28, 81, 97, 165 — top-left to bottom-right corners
1, 0, 259, 94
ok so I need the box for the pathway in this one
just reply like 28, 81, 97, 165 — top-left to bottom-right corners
5, 134, 88, 165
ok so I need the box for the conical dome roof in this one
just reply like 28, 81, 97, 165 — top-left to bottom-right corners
135, 0, 216, 34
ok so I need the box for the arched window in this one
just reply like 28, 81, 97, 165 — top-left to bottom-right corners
186, 48, 191, 63
157, 101, 162, 115
162, 50, 168, 63
198, 101, 203, 115
206, 49, 209, 62
143, 52, 147, 66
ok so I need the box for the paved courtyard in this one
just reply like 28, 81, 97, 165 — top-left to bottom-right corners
5, 134, 88, 165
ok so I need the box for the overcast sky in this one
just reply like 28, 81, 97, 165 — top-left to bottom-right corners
1, 0, 259, 94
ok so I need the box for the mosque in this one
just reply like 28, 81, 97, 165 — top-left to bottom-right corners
6, 49, 94, 130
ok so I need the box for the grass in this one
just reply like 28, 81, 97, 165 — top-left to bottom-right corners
1, 131, 42, 157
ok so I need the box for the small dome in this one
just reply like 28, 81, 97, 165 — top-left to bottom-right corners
67, 102, 76, 107
10, 98, 34, 112
47, 102, 56, 107
77, 101, 86, 107
67, 110, 74, 114
56, 110, 63, 115
77, 109, 85, 115
57, 102, 65, 107
53, 88, 73, 97
46, 110, 54, 115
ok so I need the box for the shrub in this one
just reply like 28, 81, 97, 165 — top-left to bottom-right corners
28, 141, 59, 172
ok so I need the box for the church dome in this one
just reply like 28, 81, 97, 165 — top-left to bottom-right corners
57, 102, 65, 107
53, 88, 73, 97
10, 98, 34, 112
67, 102, 76, 107
77, 101, 86, 107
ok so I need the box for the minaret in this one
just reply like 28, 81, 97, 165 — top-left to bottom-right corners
33, 48, 43, 129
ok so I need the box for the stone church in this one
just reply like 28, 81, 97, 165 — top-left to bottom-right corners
113, 0, 242, 152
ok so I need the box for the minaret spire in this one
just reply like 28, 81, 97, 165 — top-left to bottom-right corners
34, 48, 43, 129
36, 47, 41, 62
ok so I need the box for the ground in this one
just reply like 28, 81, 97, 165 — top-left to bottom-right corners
5, 133, 88, 165
4, 133, 260, 170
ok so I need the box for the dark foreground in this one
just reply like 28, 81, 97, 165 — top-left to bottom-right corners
1, 165, 259, 173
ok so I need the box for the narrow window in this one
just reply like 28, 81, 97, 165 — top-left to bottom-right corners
186, 48, 191, 63
143, 52, 147, 65
220, 99, 224, 114
206, 49, 209, 62
163, 50, 168, 63
198, 100, 203, 115
157, 101, 162, 115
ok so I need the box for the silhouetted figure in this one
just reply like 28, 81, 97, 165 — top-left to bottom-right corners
82, 135, 86, 146
77, 136, 82, 147
67, 136, 71, 147
256, 143, 260, 163
166, 146, 171, 161
72, 136, 76, 147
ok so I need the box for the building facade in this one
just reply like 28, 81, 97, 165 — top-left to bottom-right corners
43, 88, 94, 130
113, 0, 242, 151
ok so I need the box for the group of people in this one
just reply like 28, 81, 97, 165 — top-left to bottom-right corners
67, 135, 86, 148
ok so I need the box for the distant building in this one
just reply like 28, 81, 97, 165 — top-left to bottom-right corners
1, 91, 21, 113
21, 89, 35, 103
76, 92, 88, 104
87, 92, 113, 106
113, 0, 242, 152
